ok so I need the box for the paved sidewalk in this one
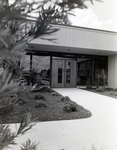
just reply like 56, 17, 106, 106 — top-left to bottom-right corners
6, 88, 117, 150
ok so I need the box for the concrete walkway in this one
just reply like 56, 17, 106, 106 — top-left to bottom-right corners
6, 88, 117, 150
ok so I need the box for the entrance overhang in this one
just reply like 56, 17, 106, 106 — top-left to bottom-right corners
28, 24, 117, 56
27, 43, 117, 56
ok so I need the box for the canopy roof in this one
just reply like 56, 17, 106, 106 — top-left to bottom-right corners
27, 24, 117, 56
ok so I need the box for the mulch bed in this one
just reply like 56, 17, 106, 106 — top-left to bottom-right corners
0, 89, 92, 124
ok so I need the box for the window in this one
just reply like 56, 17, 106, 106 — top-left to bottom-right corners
58, 61, 63, 83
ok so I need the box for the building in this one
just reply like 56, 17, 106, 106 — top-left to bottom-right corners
26, 24, 117, 88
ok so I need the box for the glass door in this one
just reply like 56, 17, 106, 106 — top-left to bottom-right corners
66, 61, 71, 84
65, 60, 76, 88
52, 59, 64, 88
52, 58, 76, 88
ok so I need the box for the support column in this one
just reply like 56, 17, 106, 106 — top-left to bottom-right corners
75, 55, 78, 88
30, 54, 33, 71
91, 56, 94, 85
29, 54, 33, 85
50, 54, 52, 88
108, 55, 117, 89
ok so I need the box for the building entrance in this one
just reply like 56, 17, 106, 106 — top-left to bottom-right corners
52, 58, 76, 88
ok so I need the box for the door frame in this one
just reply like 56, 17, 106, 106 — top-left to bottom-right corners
51, 58, 77, 88
64, 59, 77, 88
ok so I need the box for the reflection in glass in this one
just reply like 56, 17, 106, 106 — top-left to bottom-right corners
77, 60, 91, 85
33, 56, 50, 86
66, 62, 71, 84
77, 56, 108, 86
58, 61, 63, 83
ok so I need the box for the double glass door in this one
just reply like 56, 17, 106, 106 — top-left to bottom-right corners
52, 58, 76, 88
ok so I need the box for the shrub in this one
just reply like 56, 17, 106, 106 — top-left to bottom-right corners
95, 69, 108, 90
95, 86, 104, 92
38, 87, 53, 92
22, 69, 41, 87
61, 96, 71, 103
34, 94, 46, 101
63, 101, 77, 112
35, 100, 47, 108
0, 99, 16, 115
51, 92, 59, 96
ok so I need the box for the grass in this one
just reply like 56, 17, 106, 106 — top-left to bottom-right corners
83, 87, 117, 99
0, 89, 92, 124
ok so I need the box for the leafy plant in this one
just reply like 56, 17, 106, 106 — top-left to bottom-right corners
0, 57, 24, 82
38, 86, 53, 92
63, 101, 78, 112
22, 68, 41, 86
62, 96, 78, 112
0, 69, 19, 100
35, 100, 47, 108
0, 98, 16, 115
57, 0, 102, 10
34, 94, 46, 101
0, 124, 16, 149
0, 112, 37, 150
95, 69, 108, 90
61, 96, 71, 103
20, 139, 39, 150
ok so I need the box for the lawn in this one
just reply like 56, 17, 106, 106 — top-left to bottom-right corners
0, 87, 92, 124
83, 87, 117, 99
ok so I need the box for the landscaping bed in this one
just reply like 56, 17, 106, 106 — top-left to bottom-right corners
0, 88, 92, 124
83, 87, 117, 99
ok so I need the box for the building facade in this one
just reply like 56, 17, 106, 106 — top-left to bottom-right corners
26, 24, 117, 88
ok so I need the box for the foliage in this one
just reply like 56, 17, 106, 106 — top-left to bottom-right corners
20, 139, 39, 150
34, 94, 46, 101
0, 0, 72, 58
39, 6, 72, 25
0, 124, 16, 149
0, 69, 19, 100
0, 68, 21, 116
0, 57, 24, 81
51, 91, 59, 96
34, 94, 47, 108
0, 113, 36, 150
22, 68, 41, 86
37, 86, 54, 92
95, 86, 104, 92
0, 97, 16, 115
61, 96, 71, 103
35, 100, 47, 108
62, 96, 78, 112
56, 0, 102, 10
63, 100, 78, 112
95, 69, 108, 90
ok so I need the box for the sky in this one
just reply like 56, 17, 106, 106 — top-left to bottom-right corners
69, 0, 117, 32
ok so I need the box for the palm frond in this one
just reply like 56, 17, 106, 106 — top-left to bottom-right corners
0, 69, 19, 100
17, 112, 36, 135
0, 125, 16, 149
